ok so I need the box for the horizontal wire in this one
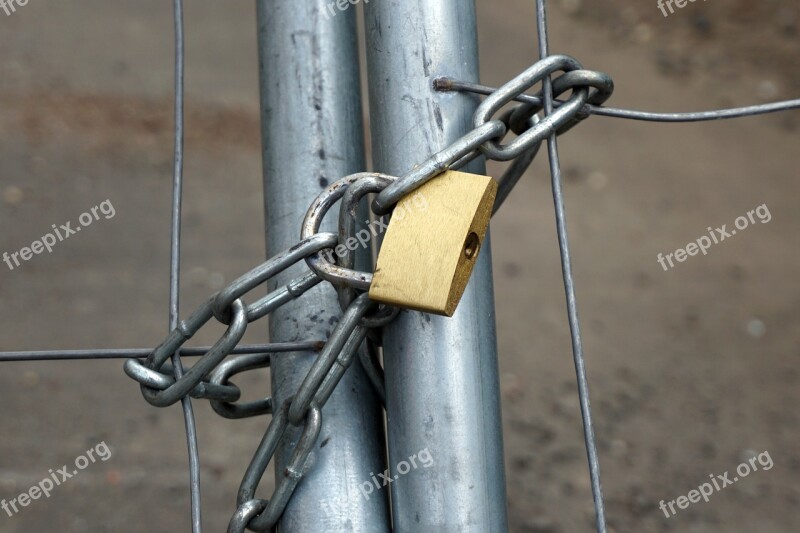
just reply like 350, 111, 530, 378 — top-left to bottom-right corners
0, 341, 324, 362
591, 100, 800, 122
434, 78, 800, 122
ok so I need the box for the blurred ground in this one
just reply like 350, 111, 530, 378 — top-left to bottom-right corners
0, 1, 798, 532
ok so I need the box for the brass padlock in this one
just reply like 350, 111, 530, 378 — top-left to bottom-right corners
369, 170, 497, 316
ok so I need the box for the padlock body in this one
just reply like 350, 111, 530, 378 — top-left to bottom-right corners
369, 170, 497, 316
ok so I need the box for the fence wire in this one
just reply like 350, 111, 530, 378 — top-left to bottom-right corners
165, 1, 204, 531
535, 1, 607, 530
1, 0, 798, 531
435, 78, 800, 122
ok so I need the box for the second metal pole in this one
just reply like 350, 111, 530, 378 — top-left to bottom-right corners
364, 2, 509, 531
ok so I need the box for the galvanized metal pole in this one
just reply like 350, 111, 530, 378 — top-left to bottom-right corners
256, 2, 389, 531
363, 2, 509, 531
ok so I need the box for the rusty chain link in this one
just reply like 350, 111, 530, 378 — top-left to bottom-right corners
122, 56, 613, 531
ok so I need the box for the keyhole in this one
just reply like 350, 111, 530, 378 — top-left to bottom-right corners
463, 232, 480, 260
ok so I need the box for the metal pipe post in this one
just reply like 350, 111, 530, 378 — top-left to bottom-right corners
363, 2, 509, 531
256, 2, 389, 531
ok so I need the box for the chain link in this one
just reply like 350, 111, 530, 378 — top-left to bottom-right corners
508, 68, 614, 136
230, 398, 322, 533
208, 352, 274, 419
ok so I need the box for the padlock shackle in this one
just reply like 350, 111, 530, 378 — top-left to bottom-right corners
301, 172, 398, 291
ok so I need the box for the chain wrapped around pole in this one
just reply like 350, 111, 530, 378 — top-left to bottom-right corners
121, 57, 615, 531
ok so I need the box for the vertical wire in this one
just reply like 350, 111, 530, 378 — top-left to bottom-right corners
169, 0, 203, 530
534, 1, 607, 531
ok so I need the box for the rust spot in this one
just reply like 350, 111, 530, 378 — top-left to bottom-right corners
312, 340, 326, 352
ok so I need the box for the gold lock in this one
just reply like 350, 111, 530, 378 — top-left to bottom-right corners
369, 170, 497, 316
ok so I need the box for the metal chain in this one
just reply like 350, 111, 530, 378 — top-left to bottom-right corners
372, 55, 613, 215
119, 56, 612, 531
